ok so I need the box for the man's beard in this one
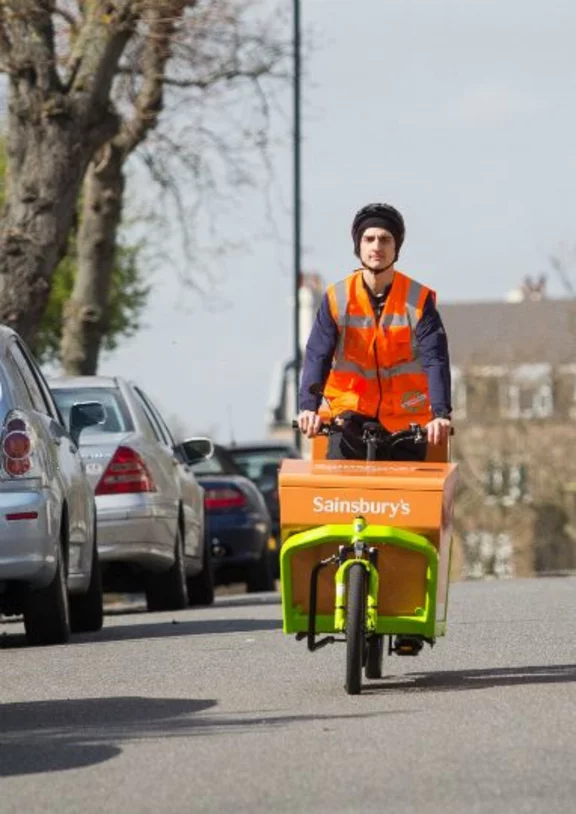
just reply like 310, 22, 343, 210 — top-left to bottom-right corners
363, 259, 394, 275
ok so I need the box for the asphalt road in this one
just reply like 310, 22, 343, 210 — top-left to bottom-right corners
0, 577, 575, 814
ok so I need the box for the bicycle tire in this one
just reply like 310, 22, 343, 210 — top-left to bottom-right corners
365, 634, 384, 679
345, 563, 366, 695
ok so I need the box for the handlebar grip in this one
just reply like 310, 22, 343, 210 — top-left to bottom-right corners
422, 426, 455, 437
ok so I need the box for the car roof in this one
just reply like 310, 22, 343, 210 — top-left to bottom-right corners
0, 325, 20, 354
0, 325, 16, 341
49, 375, 122, 389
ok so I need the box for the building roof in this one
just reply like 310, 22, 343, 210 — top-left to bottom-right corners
438, 298, 576, 367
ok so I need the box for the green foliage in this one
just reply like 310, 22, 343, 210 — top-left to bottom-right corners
0, 137, 150, 364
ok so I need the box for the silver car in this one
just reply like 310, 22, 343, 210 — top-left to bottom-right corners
0, 327, 104, 645
50, 376, 214, 611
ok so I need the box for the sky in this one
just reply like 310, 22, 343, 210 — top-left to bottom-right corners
76, 0, 576, 442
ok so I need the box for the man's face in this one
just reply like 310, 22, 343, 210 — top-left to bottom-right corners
359, 227, 396, 272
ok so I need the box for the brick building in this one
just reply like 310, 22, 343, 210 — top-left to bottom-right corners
440, 282, 576, 578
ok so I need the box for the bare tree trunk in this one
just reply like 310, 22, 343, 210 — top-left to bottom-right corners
60, 145, 125, 375
0, 87, 120, 347
59, 1, 186, 373
0, 1, 137, 346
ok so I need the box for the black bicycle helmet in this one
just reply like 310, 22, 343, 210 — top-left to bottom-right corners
351, 203, 406, 259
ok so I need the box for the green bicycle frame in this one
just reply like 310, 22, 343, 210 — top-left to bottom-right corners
280, 521, 442, 640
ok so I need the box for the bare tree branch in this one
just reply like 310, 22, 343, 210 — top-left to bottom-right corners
549, 254, 576, 298
66, 1, 140, 104
114, 1, 187, 157
54, 4, 78, 30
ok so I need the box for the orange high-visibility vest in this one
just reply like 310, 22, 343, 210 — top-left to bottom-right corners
323, 270, 435, 431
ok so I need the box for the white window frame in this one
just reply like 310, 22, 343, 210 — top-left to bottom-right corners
504, 364, 554, 420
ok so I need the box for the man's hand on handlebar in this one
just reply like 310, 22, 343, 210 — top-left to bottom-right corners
297, 410, 323, 438
425, 417, 452, 445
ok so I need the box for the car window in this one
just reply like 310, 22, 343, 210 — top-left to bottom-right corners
0, 364, 6, 413
190, 447, 240, 476
190, 455, 225, 475
0, 354, 34, 411
9, 341, 52, 415
19, 343, 66, 424
51, 387, 134, 435
133, 386, 174, 447
129, 387, 165, 444
228, 448, 290, 483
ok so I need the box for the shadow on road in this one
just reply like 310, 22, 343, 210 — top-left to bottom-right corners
81, 615, 282, 645
0, 614, 282, 649
364, 663, 576, 695
0, 697, 216, 777
0, 695, 411, 777
103, 591, 281, 617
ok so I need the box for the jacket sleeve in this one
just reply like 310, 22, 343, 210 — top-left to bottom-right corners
299, 292, 339, 411
415, 293, 452, 416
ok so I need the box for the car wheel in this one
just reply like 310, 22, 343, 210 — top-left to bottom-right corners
24, 531, 71, 646
70, 521, 104, 633
187, 527, 215, 607
145, 524, 188, 612
246, 545, 275, 593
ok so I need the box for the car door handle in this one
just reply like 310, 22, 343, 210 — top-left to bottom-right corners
52, 435, 62, 447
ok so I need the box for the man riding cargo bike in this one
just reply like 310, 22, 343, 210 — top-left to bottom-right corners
279, 203, 458, 694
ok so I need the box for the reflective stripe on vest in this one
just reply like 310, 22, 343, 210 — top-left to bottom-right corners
332, 276, 426, 329
325, 270, 434, 425
332, 358, 424, 379
331, 273, 428, 377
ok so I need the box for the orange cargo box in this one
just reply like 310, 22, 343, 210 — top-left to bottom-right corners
279, 459, 458, 624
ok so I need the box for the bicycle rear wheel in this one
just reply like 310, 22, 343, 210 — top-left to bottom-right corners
365, 634, 384, 679
345, 563, 367, 695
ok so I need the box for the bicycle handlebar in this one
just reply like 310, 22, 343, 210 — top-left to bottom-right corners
291, 418, 454, 444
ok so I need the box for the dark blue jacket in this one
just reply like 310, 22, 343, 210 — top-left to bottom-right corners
299, 282, 452, 417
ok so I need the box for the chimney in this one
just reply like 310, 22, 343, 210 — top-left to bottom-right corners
520, 274, 547, 301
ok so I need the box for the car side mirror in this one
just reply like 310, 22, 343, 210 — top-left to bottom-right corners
179, 436, 214, 465
69, 401, 106, 446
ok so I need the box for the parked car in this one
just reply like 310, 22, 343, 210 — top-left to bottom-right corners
226, 441, 302, 575
189, 443, 275, 592
0, 327, 104, 645
49, 376, 215, 611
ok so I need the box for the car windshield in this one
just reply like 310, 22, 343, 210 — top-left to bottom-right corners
189, 446, 239, 476
228, 447, 292, 483
51, 387, 134, 435
189, 456, 225, 475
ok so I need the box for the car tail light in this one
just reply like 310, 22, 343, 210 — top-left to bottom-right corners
1, 412, 35, 478
95, 446, 156, 495
204, 487, 247, 510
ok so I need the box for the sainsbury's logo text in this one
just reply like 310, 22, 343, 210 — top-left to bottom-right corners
312, 497, 410, 519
